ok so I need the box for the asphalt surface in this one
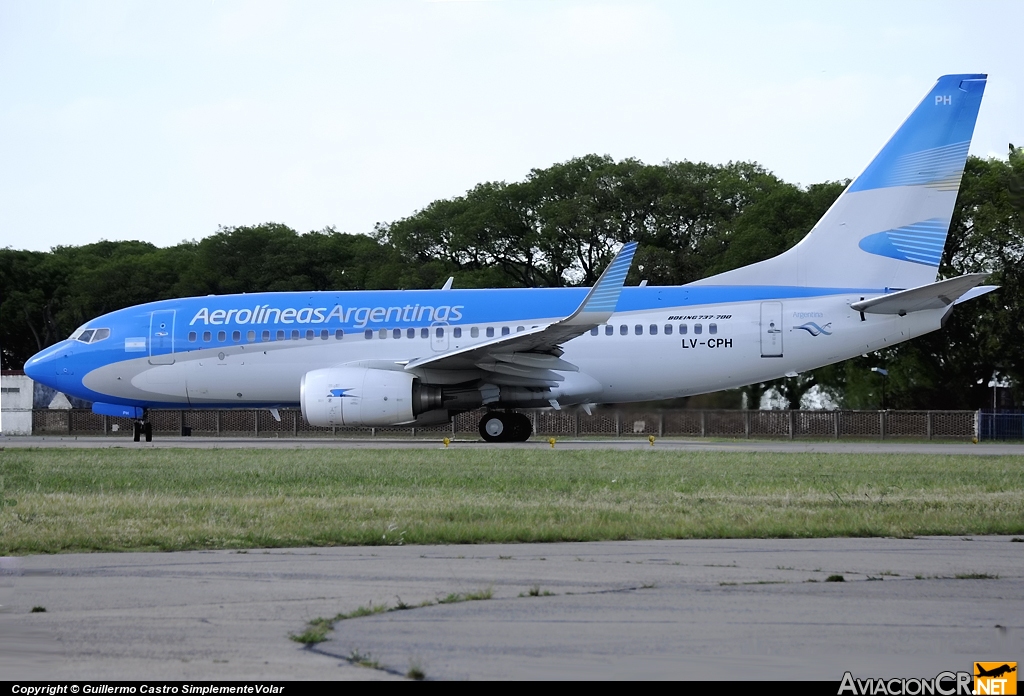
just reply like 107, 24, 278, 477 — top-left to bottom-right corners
2, 538, 1021, 681
4, 434, 1024, 455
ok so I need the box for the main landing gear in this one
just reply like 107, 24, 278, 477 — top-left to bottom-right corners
132, 414, 153, 443
478, 411, 532, 443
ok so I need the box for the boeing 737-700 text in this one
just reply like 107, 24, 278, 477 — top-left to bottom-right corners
24, 74, 996, 442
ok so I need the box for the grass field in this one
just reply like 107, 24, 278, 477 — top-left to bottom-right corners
1, 448, 1022, 554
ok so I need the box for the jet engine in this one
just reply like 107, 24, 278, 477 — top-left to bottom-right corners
300, 367, 443, 427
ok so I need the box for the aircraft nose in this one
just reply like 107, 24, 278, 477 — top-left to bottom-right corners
24, 349, 48, 382
23, 341, 64, 384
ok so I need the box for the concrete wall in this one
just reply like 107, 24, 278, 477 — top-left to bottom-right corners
1, 372, 34, 435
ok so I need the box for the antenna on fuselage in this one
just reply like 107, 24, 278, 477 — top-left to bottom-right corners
441, 277, 454, 290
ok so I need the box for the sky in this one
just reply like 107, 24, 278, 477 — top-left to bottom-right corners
1, 0, 1021, 252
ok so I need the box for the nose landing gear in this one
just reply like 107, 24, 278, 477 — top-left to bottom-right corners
132, 413, 153, 443
478, 411, 532, 443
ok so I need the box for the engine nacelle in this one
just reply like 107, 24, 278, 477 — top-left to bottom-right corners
301, 367, 422, 427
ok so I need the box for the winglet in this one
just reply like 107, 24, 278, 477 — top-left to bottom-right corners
403, 242, 638, 373
562, 242, 638, 326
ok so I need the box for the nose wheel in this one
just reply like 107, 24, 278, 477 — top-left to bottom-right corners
132, 417, 153, 442
478, 411, 532, 443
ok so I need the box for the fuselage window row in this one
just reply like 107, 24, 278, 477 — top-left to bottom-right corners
189, 328, 349, 344
590, 323, 713, 337
357, 326, 514, 340
182, 320, 694, 347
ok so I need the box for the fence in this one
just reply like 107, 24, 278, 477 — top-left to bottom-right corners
978, 411, 1024, 441
30, 408, 981, 440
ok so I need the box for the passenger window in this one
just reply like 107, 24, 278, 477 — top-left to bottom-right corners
501, 327, 510, 336
680, 324, 687, 335
262, 330, 270, 342
276, 330, 285, 341
204, 331, 212, 342
393, 328, 401, 339
619, 325, 628, 335
487, 327, 495, 338
664, 324, 673, 336
335, 329, 344, 340
247, 330, 256, 342
232, 330, 241, 342
420, 327, 429, 339
436, 327, 444, 337
590, 327, 598, 336
287, 330, 296, 340
605, 325, 613, 336
364, 329, 373, 339
454, 327, 462, 338
379, 328, 387, 339
694, 323, 702, 335
188, 331, 197, 342
517, 326, 524, 332
92, 328, 110, 342
634, 325, 643, 335
218, 331, 226, 342
709, 323, 717, 335
650, 324, 658, 336
321, 329, 329, 340
303, 330, 312, 340
407, 328, 415, 339
471, 327, 479, 338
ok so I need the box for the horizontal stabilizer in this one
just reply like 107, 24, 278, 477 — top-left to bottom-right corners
954, 285, 998, 305
850, 273, 989, 315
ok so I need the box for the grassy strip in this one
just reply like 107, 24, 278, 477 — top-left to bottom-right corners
291, 589, 493, 644
2, 448, 1023, 554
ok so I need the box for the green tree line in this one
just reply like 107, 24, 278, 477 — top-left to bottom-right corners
2, 149, 1021, 409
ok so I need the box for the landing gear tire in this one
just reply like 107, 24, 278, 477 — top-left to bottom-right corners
508, 412, 532, 442
478, 412, 533, 443
479, 412, 507, 443
133, 416, 153, 442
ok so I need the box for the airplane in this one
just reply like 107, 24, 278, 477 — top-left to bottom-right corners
975, 664, 1016, 679
23, 74, 996, 443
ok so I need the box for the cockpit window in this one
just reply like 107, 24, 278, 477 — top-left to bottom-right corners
71, 327, 111, 344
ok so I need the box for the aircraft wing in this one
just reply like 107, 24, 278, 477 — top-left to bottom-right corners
850, 273, 992, 315
404, 242, 637, 380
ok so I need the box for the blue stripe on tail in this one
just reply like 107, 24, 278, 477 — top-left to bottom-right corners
849, 74, 986, 193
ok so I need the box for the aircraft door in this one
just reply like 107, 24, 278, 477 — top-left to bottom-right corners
760, 302, 783, 358
149, 309, 176, 365
431, 322, 449, 352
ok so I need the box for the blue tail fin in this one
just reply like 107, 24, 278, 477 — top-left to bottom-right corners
695, 74, 987, 290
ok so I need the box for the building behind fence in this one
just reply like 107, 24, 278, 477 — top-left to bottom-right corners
27, 407, 985, 440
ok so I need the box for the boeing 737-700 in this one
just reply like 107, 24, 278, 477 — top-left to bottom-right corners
24, 74, 996, 442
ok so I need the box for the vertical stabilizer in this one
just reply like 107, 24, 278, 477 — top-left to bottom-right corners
694, 74, 987, 290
